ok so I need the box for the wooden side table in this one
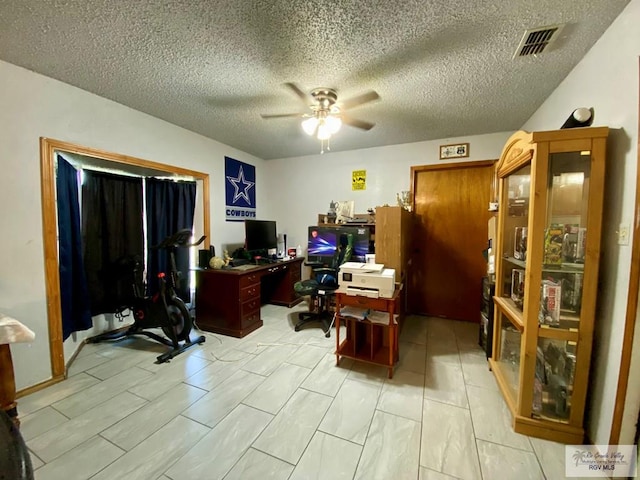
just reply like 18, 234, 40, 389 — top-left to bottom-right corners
0, 316, 36, 427
335, 287, 401, 378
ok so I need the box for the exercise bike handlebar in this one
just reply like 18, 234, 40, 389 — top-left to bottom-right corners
151, 229, 206, 250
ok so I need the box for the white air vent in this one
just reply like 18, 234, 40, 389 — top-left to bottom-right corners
513, 24, 565, 58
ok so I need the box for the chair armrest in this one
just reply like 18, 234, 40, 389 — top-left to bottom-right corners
313, 267, 337, 275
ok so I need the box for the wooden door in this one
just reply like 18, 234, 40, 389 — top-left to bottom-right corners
409, 160, 494, 322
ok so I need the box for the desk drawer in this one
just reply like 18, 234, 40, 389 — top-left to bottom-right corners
240, 284, 260, 302
339, 295, 390, 311
241, 298, 260, 317
240, 273, 261, 289
290, 267, 301, 283
241, 310, 261, 329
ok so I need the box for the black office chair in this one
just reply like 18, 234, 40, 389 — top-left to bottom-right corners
294, 233, 353, 337
0, 410, 34, 480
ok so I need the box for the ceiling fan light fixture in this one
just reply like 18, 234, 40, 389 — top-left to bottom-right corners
262, 83, 379, 153
317, 122, 332, 140
324, 115, 342, 135
301, 117, 319, 136
301, 114, 341, 140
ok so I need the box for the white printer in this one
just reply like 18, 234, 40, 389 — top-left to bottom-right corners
338, 262, 396, 298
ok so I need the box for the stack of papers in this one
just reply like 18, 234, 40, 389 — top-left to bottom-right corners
366, 310, 399, 325
338, 307, 399, 325
339, 306, 368, 320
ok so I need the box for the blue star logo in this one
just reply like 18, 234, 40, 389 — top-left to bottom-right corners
226, 165, 255, 204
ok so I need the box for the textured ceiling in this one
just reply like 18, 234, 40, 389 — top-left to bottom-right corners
0, 1, 629, 159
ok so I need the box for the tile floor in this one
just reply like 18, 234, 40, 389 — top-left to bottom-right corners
18, 304, 573, 480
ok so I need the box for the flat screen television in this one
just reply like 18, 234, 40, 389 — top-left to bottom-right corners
245, 219, 277, 254
307, 225, 370, 264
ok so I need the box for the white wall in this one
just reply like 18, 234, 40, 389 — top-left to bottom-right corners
521, 0, 639, 444
264, 132, 512, 252
0, 60, 266, 390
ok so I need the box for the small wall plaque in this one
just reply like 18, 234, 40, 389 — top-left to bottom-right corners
439, 143, 469, 160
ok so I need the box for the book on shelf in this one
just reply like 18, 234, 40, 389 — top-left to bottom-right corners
511, 269, 526, 308
543, 224, 564, 265
539, 279, 561, 326
514, 227, 527, 260
541, 271, 583, 314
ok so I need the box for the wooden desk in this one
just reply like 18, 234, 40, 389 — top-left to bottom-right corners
335, 287, 401, 378
195, 257, 303, 337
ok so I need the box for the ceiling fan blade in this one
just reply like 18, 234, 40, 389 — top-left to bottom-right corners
284, 82, 310, 105
342, 115, 375, 131
340, 91, 380, 110
260, 112, 304, 119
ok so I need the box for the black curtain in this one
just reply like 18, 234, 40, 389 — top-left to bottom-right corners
82, 171, 144, 315
56, 156, 92, 340
146, 179, 196, 301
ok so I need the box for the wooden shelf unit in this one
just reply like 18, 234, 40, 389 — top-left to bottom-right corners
374, 206, 413, 281
335, 288, 401, 378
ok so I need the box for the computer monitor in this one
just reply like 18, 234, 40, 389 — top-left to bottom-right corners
307, 226, 370, 264
340, 226, 371, 261
245, 219, 277, 255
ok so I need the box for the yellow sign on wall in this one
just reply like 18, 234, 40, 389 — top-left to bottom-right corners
352, 170, 366, 190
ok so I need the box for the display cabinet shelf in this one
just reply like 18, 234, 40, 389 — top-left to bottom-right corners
489, 127, 608, 444
504, 256, 526, 269
539, 324, 579, 342
542, 264, 584, 273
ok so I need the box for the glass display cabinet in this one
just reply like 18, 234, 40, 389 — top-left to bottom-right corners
490, 127, 608, 443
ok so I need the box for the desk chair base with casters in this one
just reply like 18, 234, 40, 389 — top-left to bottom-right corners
294, 282, 337, 338
294, 233, 353, 337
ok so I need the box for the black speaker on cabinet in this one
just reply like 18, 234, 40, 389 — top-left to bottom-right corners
198, 246, 215, 269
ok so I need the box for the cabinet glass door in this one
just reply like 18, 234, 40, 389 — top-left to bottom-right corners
499, 165, 531, 315
533, 337, 577, 422
533, 148, 590, 422
540, 151, 590, 331
497, 311, 522, 401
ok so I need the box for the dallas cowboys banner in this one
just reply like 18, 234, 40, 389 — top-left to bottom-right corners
225, 156, 256, 222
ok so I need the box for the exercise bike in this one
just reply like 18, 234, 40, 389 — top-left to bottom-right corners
88, 229, 206, 363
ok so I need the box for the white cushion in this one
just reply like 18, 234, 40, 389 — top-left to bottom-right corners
0, 314, 36, 344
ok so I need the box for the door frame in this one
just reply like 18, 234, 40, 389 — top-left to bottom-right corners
609, 59, 640, 444
36, 137, 210, 392
410, 159, 496, 194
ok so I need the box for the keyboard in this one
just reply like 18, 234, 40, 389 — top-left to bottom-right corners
257, 257, 276, 264
232, 264, 259, 271
231, 258, 250, 266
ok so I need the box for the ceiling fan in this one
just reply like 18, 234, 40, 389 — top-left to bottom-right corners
260, 83, 380, 152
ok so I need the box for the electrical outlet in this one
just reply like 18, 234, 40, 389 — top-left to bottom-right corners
618, 224, 630, 246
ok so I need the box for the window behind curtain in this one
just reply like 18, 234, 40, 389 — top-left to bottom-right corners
146, 178, 196, 302
81, 171, 144, 315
